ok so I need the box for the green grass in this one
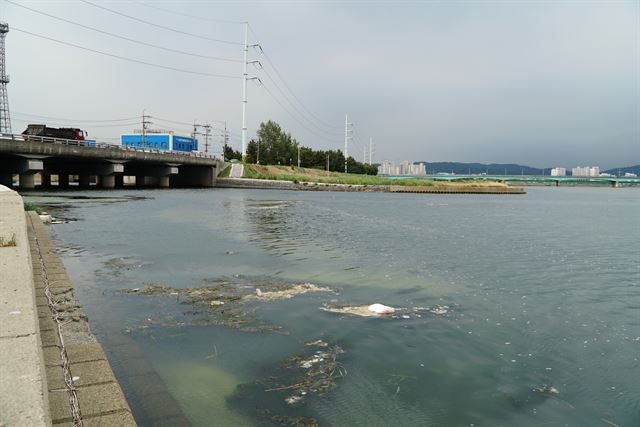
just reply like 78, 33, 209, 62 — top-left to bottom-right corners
23, 201, 43, 214
218, 165, 231, 178
242, 165, 437, 186
238, 164, 506, 188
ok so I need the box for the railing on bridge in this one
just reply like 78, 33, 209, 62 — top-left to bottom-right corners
0, 132, 217, 160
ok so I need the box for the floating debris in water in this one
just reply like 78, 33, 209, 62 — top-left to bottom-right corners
322, 303, 452, 318
304, 339, 328, 347
228, 342, 345, 427
121, 276, 334, 333
245, 283, 333, 301
321, 305, 380, 317
269, 414, 319, 427
533, 385, 560, 396
368, 303, 396, 314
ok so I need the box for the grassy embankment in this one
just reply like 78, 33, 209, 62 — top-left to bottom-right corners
232, 164, 508, 188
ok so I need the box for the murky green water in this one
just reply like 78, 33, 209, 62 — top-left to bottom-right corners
28, 187, 639, 426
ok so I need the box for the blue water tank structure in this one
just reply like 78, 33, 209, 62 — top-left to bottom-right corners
120, 134, 198, 152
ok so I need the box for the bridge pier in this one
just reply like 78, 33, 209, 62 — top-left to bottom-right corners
58, 174, 69, 188
175, 166, 216, 187
79, 175, 91, 188
159, 176, 170, 188
16, 159, 44, 190
128, 165, 178, 188
115, 175, 124, 188
100, 174, 116, 189
19, 173, 36, 189
135, 175, 146, 188
40, 173, 52, 188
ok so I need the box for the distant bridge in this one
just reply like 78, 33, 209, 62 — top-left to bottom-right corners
388, 174, 640, 188
0, 134, 224, 189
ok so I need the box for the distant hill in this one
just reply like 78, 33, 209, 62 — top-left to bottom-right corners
604, 165, 640, 176
416, 162, 543, 175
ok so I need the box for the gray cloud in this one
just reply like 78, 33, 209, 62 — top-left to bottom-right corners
2, 0, 638, 169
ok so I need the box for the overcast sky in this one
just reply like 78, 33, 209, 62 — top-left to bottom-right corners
2, 0, 638, 168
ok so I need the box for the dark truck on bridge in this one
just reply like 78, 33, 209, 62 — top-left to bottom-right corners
22, 124, 88, 142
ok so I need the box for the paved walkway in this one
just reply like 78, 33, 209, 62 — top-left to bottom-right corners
229, 163, 244, 178
0, 185, 50, 426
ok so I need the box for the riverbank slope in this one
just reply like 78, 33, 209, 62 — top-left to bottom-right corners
218, 164, 525, 194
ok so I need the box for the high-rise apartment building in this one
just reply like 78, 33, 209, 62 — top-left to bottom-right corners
378, 161, 426, 176
571, 166, 600, 177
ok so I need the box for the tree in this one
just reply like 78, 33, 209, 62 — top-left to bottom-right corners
246, 120, 376, 175
223, 145, 242, 161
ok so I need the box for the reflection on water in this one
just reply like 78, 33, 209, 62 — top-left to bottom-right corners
47, 187, 640, 426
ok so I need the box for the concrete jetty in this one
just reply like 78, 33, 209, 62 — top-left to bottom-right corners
0, 185, 136, 426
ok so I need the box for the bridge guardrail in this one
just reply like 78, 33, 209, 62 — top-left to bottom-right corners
1, 133, 217, 160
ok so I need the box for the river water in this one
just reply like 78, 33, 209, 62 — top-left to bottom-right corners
30, 187, 639, 426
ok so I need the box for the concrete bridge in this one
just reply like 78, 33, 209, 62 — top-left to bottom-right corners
0, 134, 225, 189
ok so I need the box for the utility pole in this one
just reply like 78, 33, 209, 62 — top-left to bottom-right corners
203, 124, 211, 155
363, 146, 366, 164
242, 22, 248, 158
369, 137, 374, 165
344, 114, 352, 173
142, 111, 152, 149
241, 22, 262, 159
326, 153, 329, 171
297, 145, 301, 168
223, 121, 229, 160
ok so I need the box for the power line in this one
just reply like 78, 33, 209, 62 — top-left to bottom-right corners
79, 0, 243, 46
260, 84, 341, 145
249, 24, 342, 132
12, 111, 140, 123
153, 115, 225, 126
131, 0, 245, 25
259, 65, 342, 137
4, 0, 242, 63
12, 27, 241, 79
12, 117, 140, 128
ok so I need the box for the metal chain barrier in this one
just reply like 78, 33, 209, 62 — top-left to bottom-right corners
29, 214, 84, 427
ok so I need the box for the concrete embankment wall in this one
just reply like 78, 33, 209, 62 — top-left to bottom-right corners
0, 186, 51, 426
217, 178, 525, 194
0, 185, 137, 426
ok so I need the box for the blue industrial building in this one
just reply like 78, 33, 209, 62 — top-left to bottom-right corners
120, 134, 198, 152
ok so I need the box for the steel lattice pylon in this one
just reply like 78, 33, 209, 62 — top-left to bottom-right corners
0, 22, 11, 134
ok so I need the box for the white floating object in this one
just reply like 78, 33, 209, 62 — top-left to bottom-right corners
368, 303, 395, 315
256, 288, 263, 296
72, 376, 80, 382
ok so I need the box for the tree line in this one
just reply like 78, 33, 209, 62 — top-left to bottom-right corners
225, 121, 376, 175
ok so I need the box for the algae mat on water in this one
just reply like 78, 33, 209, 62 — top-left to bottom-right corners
121, 275, 334, 333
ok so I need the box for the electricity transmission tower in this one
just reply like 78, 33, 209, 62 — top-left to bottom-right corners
344, 114, 352, 173
241, 22, 262, 158
0, 22, 11, 134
